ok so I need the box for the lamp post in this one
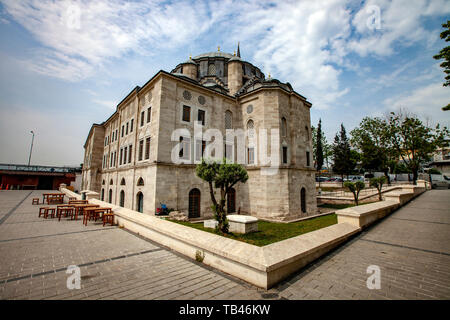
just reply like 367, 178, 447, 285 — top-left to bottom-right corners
28, 130, 34, 166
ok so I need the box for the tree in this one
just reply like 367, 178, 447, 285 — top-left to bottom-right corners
370, 176, 386, 201
312, 124, 332, 170
196, 158, 248, 234
350, 117, 395, 184
332, 124, 356, 184
433, 20, 450, 111
344, 181, 365, 206
315, 119, 324, 186
385, 111, 449, 185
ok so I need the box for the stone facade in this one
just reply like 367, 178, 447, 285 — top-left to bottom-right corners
81, 49, 317, 221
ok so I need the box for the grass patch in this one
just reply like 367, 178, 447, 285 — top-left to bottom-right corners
318, 203, 356, 210
169, 214, 337, 247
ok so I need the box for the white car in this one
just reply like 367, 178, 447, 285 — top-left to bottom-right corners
430, 174, 450, 189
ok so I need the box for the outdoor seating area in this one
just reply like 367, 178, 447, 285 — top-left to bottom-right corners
36, 197, 114, 226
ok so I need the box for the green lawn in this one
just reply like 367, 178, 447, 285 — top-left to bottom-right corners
318, 203, 355, 210
168, 214, 337, 247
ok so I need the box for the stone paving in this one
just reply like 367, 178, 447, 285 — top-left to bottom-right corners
0, 189, 449, 300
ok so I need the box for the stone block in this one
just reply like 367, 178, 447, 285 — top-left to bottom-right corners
203, 219, 218, 229
228, 215, 258, 234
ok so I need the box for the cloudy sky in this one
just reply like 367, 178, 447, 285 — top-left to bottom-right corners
0, 0, 449, 166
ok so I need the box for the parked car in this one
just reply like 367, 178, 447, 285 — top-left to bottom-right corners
430, 174, 450, 189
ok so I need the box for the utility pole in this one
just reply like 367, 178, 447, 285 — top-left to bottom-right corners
28, 130, 34, 166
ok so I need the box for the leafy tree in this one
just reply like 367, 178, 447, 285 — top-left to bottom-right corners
370, 176, 386, 201
350, 117, 395, 184
428, 168, 441, 174
332, 124, 356, 184
344, 181, 365, 206
386, 111, 449, 185
433, 20, 450, 111
196, 158, 248, 234
315, 119, 324, 186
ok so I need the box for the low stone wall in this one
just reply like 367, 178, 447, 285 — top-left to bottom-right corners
336, 185, 425, 229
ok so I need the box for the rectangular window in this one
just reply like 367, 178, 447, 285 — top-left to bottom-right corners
140, 111, 145, 126
130, 119, 134, 132
126, 122, 129, 135
120, 148, 123, 165
198, 110, 205, 126
110, 152, 113, 167
306, 151, 310, 167
145, 137, 151, 160
121, 125, 124, 137
115, 129, 118, 141
124, 147, 127, 164
283, 146, 288, 164
179, 137, 190, 160
128, 145, 132, 163
225, 143, 233, 162
138, 139, 144, 161
195, 140, 206, 161
182, 105, 191, 122
247, 147, 254, 165
147, 107, 151, 123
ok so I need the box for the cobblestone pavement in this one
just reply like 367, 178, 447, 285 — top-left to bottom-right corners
0, 189, 449, 300
275, 189, 450, 300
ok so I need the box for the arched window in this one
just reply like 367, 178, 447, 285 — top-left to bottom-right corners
281, 117, 287, 137
247, 119, 254, 138
188, 188, 201, 218
120, 178, 126, 185
109, 189, 113, 204
101, 189, 104, 201
136, 192, 143, 213
137, 177, 144, 186
102, 180, 105, 185
120, 190, 125, 207
225, 111, 233, 129
110, 179, 113, 185
301, 187, 306, 213
227, 188, 236, 213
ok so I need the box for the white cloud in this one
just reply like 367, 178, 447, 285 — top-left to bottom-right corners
349, 0, 450, 57
2, 0, 449, 112
92, 99, 117, 110
383, 82, 450, 128
1, 0, 224, 81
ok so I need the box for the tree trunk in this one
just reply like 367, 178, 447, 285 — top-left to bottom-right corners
413, 170, 418, 185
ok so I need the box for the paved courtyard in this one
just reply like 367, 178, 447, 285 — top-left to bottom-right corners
0, 189, 449, 300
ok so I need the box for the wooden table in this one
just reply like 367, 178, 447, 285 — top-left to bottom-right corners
71, 204, 99, 221
56, 205, 75, 221
42, 193, 65, 205
83, 207, 112, 226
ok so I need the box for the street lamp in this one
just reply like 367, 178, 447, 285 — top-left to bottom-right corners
28, 130, 34, 166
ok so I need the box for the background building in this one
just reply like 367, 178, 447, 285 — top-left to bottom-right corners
0, 164, 80, 190
82, 47, 317, 221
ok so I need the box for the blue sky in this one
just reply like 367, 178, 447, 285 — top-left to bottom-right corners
0, 0, 449, 166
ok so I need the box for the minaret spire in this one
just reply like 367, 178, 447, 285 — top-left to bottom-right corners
237, 41, 241, 58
